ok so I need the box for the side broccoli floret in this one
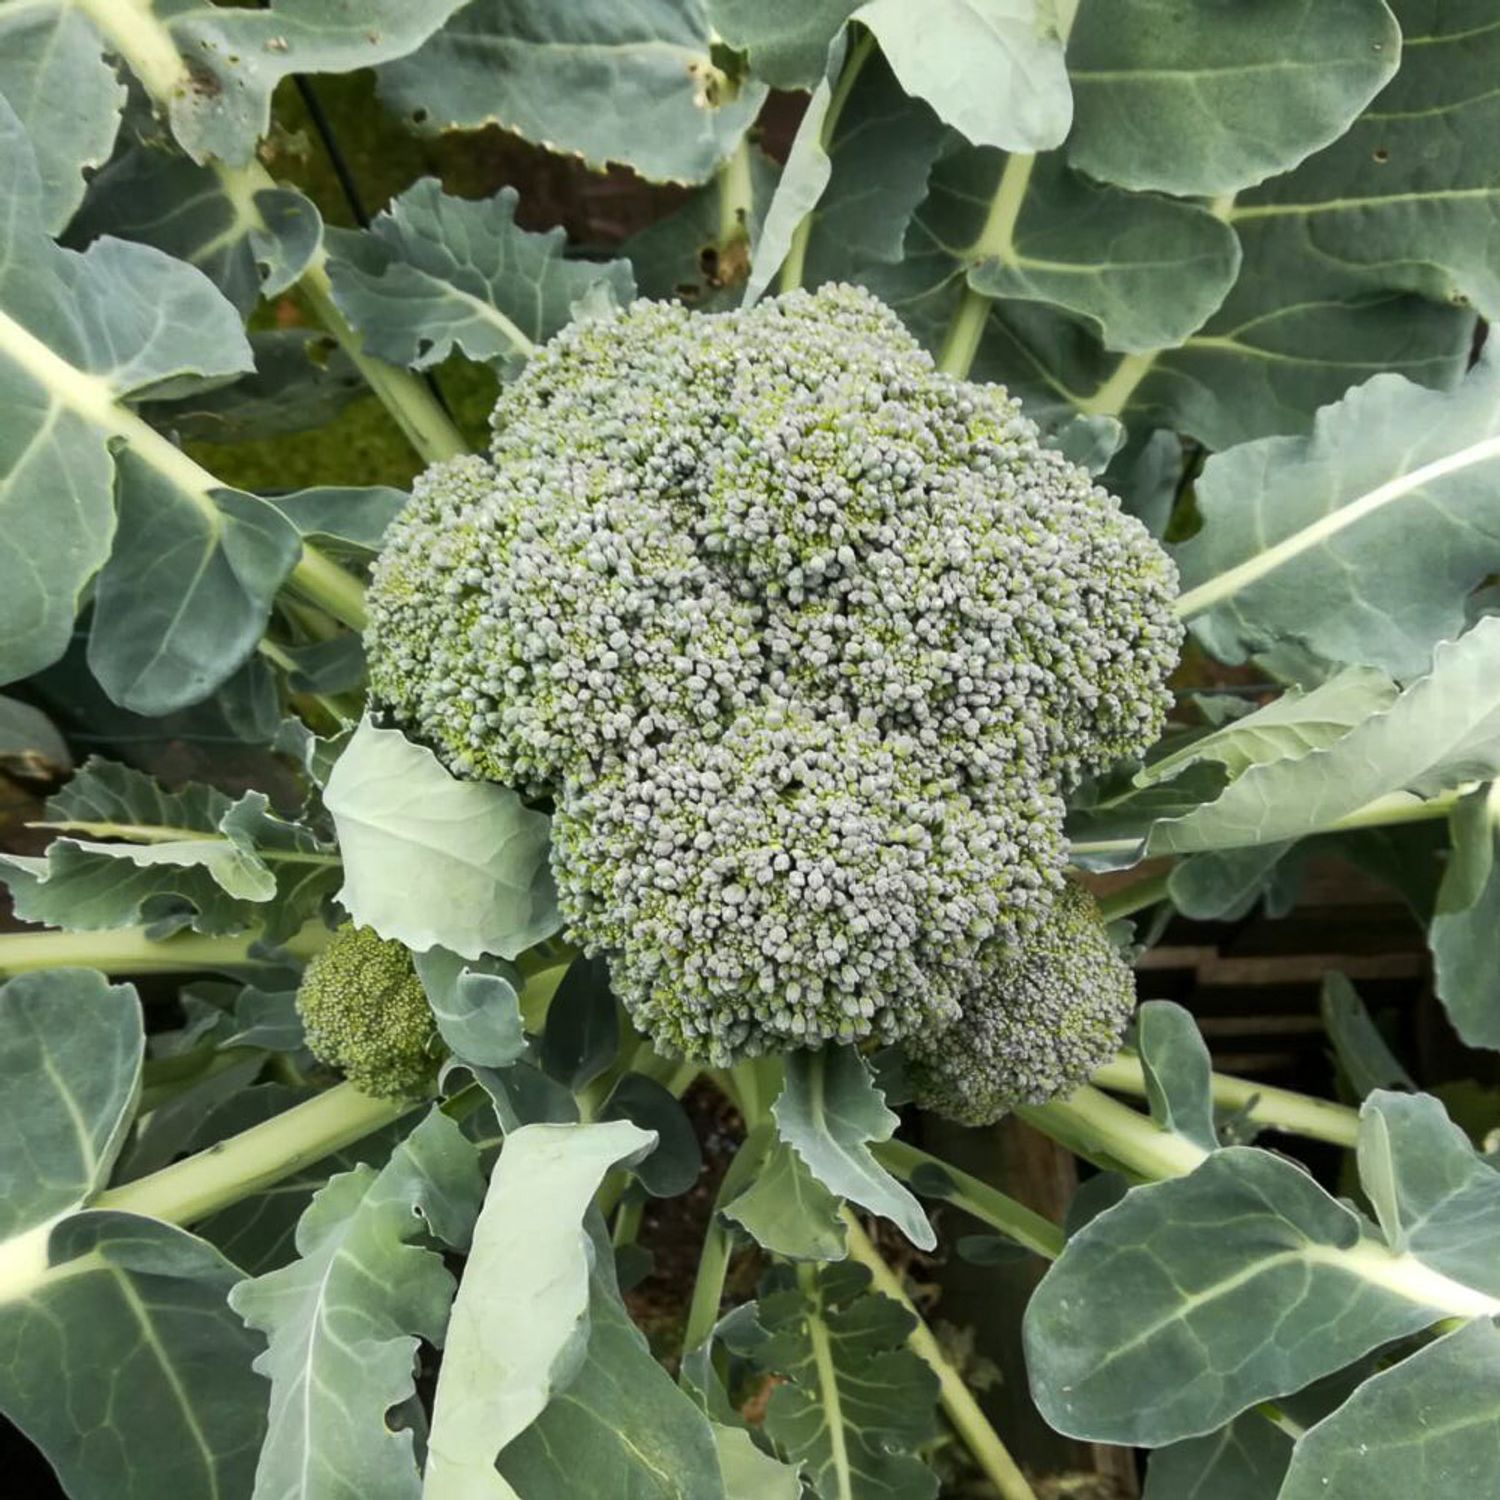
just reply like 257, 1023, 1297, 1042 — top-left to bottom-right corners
295, 924, 444, 1099
906, 883, 1136, 1125
365, 283, 1180, 1064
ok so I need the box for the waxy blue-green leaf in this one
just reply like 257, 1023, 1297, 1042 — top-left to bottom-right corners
600, 1074, 703, 1199
1430, 781, 1500, 1048
497, 1219, 726, 1499
1357, 1090, 1500, 1294
1177, 351, 1500, 676
324, 718, 560, 962
1024, 1147, 1489, 1445
726, 1261, 940, 1500
1321, 973, 1415, 1097
423, 1119, 654, 1500
379, 0, 768, 186
1065, 0, 1400, 197
1166, 842, 1297, 921
723, 1133, 848, 1261
1134, 1001, 1217, 1153
853, 0, 1071, 153
706, 0, 856, 88
0, 5, 123, 232
327, 181, 634, 375
1146, 617, 1500, 855
230, 1110, 484, 1500
0, 970, 141, 1237
70, 144, 323, 315
776, 1047, 934, 1250
1279, 1320, 1500, 1499
0, 1212, 268, 1500
414, 949, 528, 1070
537, 953, 618, 1092
0, 98, 309, 704
1143, 1412, 1292, 1500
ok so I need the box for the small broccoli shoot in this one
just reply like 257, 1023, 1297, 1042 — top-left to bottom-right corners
907, 883, 1137, 1125
295, 923, 444, 1099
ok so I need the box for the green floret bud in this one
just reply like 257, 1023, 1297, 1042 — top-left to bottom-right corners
295, 924, 444, 1099
907, 883, 1136, 1125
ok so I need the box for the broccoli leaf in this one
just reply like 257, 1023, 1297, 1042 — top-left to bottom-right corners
1321, 973, 1415, 1098
229, 1110, 484, 1500
1430, 782, 1500, 1048
423, 1120, 655, 1497
379, 1, 768, 186
706, 0, 856, 88
724, 1262, 940, 1500
774, 1047, 934, 1250
324, 718, 560, 961
723, 1135, 848, 1261
1279, 1320, 1500, 1499
326, 181, 635, 375
1143, 1412, 1292, 1500
1066, 0, 1399, 197
1133, 1001, 1218, 1154
414, 949, 528, 1071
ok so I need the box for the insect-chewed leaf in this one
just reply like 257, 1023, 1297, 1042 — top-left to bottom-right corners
324, 718, 560, 961
497, 1220, 726, 1499
326, 180, 634, 375
707, 0, 855, 88
775, 1046, 934, 1250
379, 0, 768, 185
1023, 1146, 1494, 1446
1065, 0, 1399, 196
229, 1110, 484, 1500
725, 1261, 940, 1500
423, 1120, 654, 1497
1279, 1320, 1500, 1499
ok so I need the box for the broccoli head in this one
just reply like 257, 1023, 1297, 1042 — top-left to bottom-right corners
366, 283, 1180, 1063
295, 923, 444, 1099
907, 883, 1137, 1125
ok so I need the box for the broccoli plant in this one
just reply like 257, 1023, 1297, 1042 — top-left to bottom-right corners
0, 3, 1499, 1499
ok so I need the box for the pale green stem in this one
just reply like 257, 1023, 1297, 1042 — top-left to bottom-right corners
74, 0, 468, 469
778, 31, 877, 294
1020, 1084, 1209, 1180
799, 1258, 855, 1500
0, 921, 328, 978
95, 1080, 408, 1225
1092, 1054, 1361, 1149
1094, 869, 1172, 924
871, 1139, 1063, 1259
612, 1194, 645, 1248
844, 1213, 1039, 1500
717, 135, 755, 249
255, 638, 355, 727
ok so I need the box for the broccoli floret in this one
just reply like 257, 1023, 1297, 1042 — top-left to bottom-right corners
366, 283, 1180, 1064
295, 924, 444, 1099
907, 883, 1137, 1125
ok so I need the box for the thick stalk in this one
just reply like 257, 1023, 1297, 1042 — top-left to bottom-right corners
1020, 1084, 1209, 1180
844, 1214, 1038, 1500
74, 0, 468, 468
872, 1140, 1063, 1259
778, 31, 877, 294
0, 921, 328, 978
1093, 868, 1172, 924
1092, 1054, 1361, 1148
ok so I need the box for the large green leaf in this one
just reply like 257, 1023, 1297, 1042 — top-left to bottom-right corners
1279, 1320, 1500, 1498
0, 970, 141, 1238
423, 1119, 654, 1500
327, 181, 634, 375
1143, 1413, 1292, 1499
852, 0, 1072, 153
1430, 782, 1500, 1047
0, 5, 123, 232
726, 1262, 940, 1500
1177, 351, 1500, 675
497, 1220, 726, 1499
1356, 1090, 1500, 1294
229, 1110, 483, 1500
775, 1047, 934, 1250
1065, 0, 1400, 196
324, 718, 560, 962
0, 98, 312, 706
1023, 1146, 1490, 1445
1145, 616, 1500, 855
379, 0, 767, 186
0, 1212, 268, 1500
